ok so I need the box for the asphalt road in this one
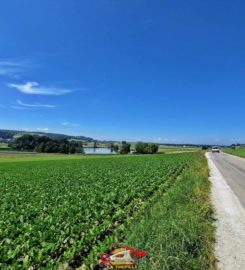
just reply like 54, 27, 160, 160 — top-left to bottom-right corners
209, 152, 245, 208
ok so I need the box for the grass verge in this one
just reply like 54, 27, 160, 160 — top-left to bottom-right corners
123, 152, 216, 270
222, 147, 245, 158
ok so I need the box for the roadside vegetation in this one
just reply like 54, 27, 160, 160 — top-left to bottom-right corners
223, 147, 245, 158
125, 152, 216, 270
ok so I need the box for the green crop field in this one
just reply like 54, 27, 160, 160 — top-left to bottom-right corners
0, 153, 193, 269
158, 145, 200, 153
0, 143, 9, 149
223, 147, 245, 158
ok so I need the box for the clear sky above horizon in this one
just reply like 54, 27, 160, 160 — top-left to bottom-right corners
0, 0, 245, 145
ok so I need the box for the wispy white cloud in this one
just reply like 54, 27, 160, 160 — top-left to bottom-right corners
17, 100, 56, 108
10, 105, 31, 110
7, 81, 74, 95
61, 121, 80, 127
10, 100, 57, 110
0, 59, 32, 77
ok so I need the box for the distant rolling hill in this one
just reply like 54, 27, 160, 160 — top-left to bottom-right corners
0, 129, 94, 142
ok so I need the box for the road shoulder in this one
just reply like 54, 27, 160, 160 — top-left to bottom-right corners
206, 152, 245, 270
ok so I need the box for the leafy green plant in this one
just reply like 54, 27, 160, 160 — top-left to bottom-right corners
0, 153, 193, 269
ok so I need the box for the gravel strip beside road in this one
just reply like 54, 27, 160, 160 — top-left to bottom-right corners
206, 152, 245, 270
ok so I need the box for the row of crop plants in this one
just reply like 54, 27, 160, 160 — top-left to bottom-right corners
0, 153, 193, 269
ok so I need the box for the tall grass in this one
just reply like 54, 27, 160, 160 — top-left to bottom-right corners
124, 152, 216, 270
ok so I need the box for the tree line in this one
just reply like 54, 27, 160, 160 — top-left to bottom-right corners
109, 141, 159, 154
9, 135, 160, 155
9, 134, 84, 154
135, 142, 159, 154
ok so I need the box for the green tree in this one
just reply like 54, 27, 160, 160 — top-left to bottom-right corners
135, 142, 147, 153
68, 144, 76, 154
59, 143, 69, 154
93, 140, 97, 148
145, 143, 159, 154
120, 141, 131, 154
135, 142, 159, 154
44, 141, 57, 153
113, 144, 119, 153
35, 142, 45, 152
11, 134, 84, 154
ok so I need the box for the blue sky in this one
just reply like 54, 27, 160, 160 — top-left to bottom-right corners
0, 0, 245, 145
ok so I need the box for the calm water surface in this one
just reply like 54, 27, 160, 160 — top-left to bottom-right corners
83, 148, 116, 154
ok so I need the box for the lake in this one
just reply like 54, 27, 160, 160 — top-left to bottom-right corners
83, 148, 116, 154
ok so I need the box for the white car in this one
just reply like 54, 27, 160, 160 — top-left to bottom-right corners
212, 146, 220, 153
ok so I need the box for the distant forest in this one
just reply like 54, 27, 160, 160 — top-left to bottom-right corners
9, 134, 84, 154
0, 129, 93, 142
